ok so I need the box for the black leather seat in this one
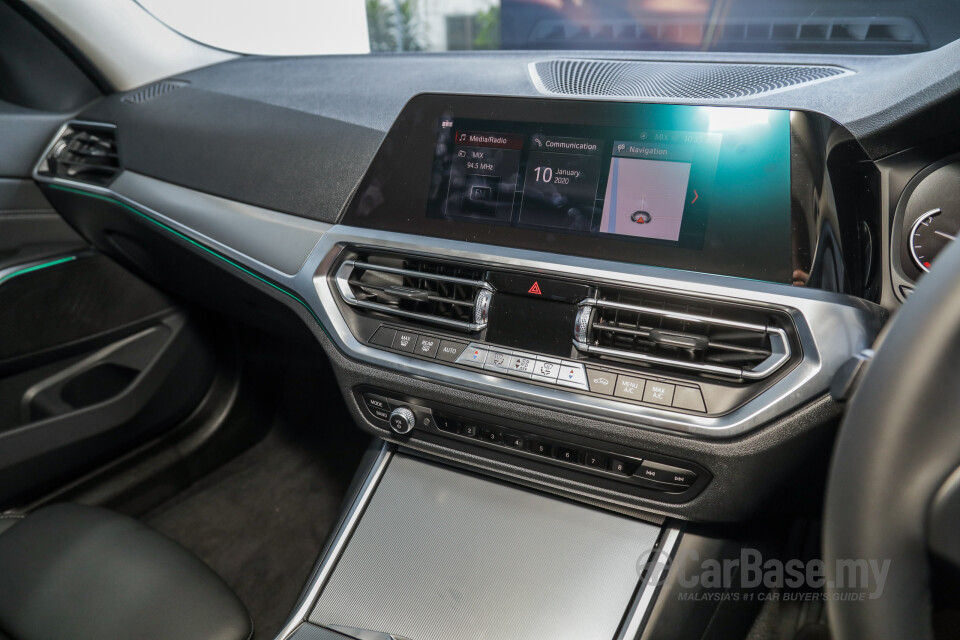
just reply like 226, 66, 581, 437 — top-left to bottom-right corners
0, 504, 251, 640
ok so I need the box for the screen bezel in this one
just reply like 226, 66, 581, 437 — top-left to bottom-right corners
340, 93, 797, 283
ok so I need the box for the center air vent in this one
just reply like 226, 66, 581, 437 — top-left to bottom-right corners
574, 287, 793, 380
37, 122, 120, 186
335, 254, 492, 332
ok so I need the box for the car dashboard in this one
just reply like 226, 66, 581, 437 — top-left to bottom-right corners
29, 47, 960, 523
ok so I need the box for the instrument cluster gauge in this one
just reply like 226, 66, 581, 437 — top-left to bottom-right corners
910, 208, 959, 273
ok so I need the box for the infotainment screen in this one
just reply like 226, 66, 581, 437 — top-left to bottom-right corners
427, 109, 785, 252
341, 96, 803, 284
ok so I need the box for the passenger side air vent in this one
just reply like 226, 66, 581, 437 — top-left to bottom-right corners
574, 287, 793, 380
335, 253, 492, 332
37, 122, 120, 186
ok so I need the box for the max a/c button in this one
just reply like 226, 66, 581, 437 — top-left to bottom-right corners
643, 381, 676, 406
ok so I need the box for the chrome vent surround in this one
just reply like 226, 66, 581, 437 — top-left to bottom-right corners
335, 254, 492, 332
530, 59, 849, 100
574, 288, 792, 380
37, 122, 120, 186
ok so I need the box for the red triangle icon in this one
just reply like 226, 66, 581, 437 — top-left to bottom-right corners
528, 281, 542, 295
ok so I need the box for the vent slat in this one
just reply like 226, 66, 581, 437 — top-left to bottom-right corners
575, 287, 792, 380
337, 255, 490, 333
38, 123, 120, 186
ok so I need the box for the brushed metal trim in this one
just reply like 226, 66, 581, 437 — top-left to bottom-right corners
617, 524, 683, 640
274, 442, 393, 640
34, 164, 882, 437
310, 228, 882, 438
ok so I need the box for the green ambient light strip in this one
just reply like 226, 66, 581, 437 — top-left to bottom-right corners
0, 255, 77, 285
48, 184, 328, 334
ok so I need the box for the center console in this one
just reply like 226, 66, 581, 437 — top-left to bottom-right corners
278, 447, 670, 640
309, 94, 883, 519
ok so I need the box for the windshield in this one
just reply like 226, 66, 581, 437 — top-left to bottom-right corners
136, 0, 960, 57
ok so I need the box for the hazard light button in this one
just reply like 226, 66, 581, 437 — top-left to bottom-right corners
486, 272, 590, 302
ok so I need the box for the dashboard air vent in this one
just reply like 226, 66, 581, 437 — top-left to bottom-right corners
37, 122, 120, 186
335, 254, 492, 332
530, 59, 849, 100
574, 288, 792, 380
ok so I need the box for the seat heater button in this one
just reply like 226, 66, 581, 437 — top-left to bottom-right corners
672, 386, 706, 412
586, 368, 617, 395
556, 362, 588, 389
613, 375, 646, 400
436, 340, 467, 362
532, 359, 562, 382
484, 349, 513, 372
393, 331, 419, 353
642, 381, 676, 406
456, 344, 489, 367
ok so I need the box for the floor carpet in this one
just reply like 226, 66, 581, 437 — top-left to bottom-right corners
144, 372, 369, 639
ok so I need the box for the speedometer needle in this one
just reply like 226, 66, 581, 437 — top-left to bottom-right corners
935, 230, 957, 241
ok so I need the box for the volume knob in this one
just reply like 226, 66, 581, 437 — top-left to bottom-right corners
388, 407, 416, 434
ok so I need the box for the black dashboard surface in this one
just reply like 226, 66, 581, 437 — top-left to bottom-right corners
76, 44, 960, 224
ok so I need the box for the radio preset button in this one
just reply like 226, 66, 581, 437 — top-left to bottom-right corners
586, 368, 617, 395
456, 344, 489, 367
643, 381, 676, 406
556, 361, 588, 389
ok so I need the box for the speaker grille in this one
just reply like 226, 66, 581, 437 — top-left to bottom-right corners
122, 80, 188, 104
530, 59, 849, 99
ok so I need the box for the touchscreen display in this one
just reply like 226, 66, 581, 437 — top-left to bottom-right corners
426, 108, 787, 252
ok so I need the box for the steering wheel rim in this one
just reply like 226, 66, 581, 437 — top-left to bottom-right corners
824, 233, 960, 639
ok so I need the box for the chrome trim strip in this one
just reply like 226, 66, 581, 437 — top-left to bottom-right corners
308, 227, 881, 438
578, 296, 768, 332
345, 259, 490, 288
573, 297, 792, 379
335, 259, 488, 332
573, 342, 749, 377
275, 442, 393, 640
35, 161, 882, 437
616, 524, 683, 640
